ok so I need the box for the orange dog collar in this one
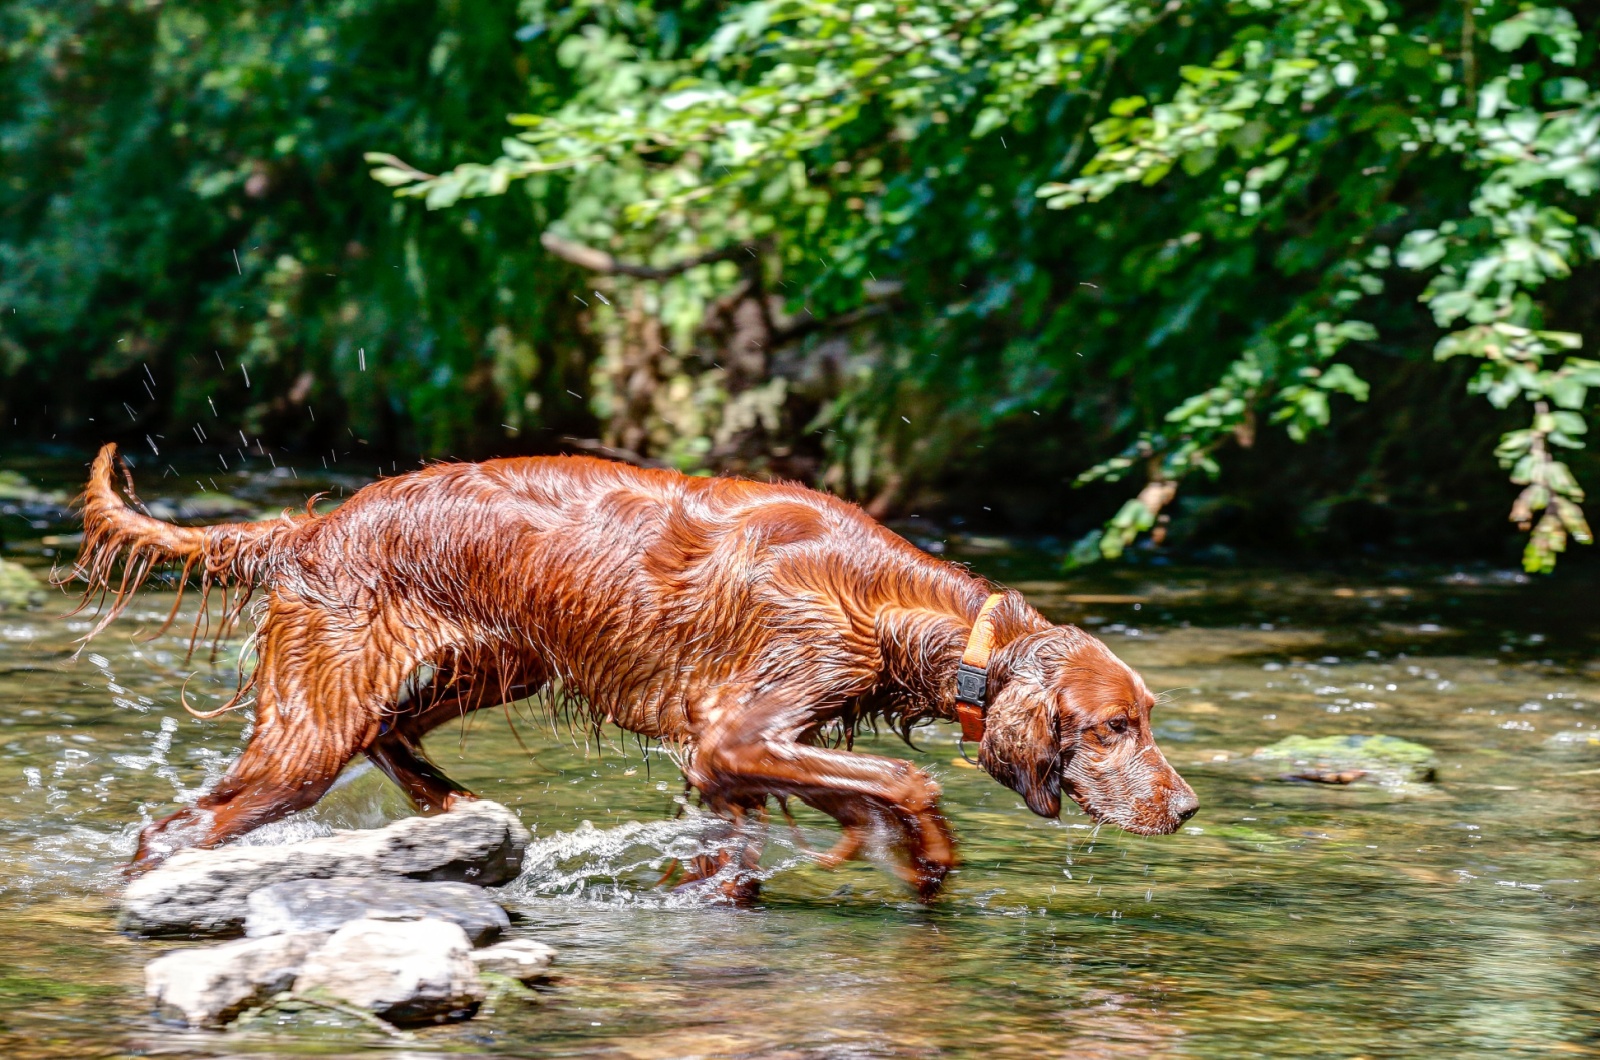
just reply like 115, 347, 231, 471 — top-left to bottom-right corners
953, 592, 1004, 743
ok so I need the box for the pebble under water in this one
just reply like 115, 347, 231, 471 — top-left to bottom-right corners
1, 522, 1599, 1056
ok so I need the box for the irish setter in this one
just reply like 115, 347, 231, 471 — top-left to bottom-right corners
69, 443, 1196, 901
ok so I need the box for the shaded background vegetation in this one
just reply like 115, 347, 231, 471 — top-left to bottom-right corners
4, 0, 1599, 569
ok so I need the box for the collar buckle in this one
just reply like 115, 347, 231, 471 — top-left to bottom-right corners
954, 662, 988, 706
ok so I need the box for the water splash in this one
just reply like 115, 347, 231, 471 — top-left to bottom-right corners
502, 810, 810, 909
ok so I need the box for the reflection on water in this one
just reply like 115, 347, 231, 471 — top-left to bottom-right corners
1, 546, 1600, 1056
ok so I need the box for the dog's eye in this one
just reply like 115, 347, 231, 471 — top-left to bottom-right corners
1107, 716, 1130, 735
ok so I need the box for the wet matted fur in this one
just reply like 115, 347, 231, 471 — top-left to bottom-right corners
66, 443, 1197, 900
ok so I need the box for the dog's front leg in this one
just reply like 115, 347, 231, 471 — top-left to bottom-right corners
670, 797, 767, 904
789, 764, 956, 901
688, 687, 956, 902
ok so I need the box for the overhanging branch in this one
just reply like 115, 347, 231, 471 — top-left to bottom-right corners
542, 231, 897, 343
540, 233, 756, 280
772, 302, 893, 345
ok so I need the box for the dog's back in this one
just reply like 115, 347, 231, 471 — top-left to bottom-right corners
286, 454, 945, 610
260, 455, 972, 735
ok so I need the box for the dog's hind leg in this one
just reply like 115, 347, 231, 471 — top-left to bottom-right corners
128, 611, 397, 873
129, 710, 366, 874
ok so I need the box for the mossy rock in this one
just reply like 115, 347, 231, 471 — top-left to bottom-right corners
1251, 734, 1438, 785
0, 558, 44, 610
175, 493, 257, 519
0, 470, 65, 504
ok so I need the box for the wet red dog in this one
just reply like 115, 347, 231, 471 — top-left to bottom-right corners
69, 443, 1196, 900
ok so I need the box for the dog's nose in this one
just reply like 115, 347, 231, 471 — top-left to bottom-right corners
1173, 791, 1199, 823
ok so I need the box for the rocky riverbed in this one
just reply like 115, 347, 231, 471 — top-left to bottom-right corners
126, 800, 556, 1031
4, 541, 1600, 1056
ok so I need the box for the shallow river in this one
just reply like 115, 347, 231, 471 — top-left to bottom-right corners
2, 475, 1599, 1057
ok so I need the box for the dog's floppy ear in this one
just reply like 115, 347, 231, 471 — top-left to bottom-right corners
978, 681, 1061, 818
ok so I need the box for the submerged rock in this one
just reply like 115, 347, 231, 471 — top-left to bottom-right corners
245, 876, 509, 945
471, 938, 557, 981
294, 917, 484, 1024
145, 931, 327, 1028
1250, 734, 1438, 786
121, 800, 530, 936
0, 558, 43, 610
0, 469, 68, 502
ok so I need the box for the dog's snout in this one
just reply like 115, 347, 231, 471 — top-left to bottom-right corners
1173, 790, 1199, 823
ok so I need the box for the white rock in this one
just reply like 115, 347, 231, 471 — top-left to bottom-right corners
145, 931, 327, 1028
245, 876, 509, 944
470, 938, 557, 981
293, 917, 484, 1024
121, 801, 530, 936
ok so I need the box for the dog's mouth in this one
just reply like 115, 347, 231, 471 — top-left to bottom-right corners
1061, 776, 1196, 836
1108, 813, 1189, 837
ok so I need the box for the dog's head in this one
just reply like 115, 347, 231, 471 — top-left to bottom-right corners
978, 626, 1197, 834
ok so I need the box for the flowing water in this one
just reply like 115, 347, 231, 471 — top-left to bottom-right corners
2, 459, 1600, 1058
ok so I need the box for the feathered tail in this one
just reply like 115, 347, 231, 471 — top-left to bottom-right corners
62, 443, 295, 651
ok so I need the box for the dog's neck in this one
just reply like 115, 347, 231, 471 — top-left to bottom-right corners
873, 590, 1049, 716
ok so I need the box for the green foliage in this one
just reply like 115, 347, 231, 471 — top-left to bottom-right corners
1048, 1, 1600, 570
375, 0, 1600, 568
0, 0, 594, 455
7, 1, 1599, 571
374, 0, 1214, 498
